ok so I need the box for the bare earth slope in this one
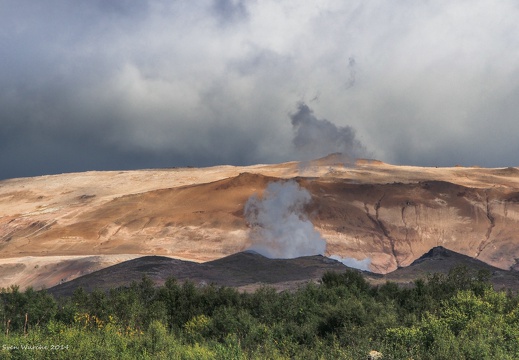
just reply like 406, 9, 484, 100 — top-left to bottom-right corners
3, 154, 519, 289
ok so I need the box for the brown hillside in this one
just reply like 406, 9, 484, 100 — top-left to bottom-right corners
2, 158, 519, 289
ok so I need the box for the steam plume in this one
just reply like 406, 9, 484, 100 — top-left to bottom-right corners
244, 181, 326, 258
290, 102, 368, 162
244, 180, 372, 271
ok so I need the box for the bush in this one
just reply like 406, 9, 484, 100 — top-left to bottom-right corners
3, 266, 518, 358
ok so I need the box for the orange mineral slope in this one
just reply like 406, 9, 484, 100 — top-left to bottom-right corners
2, 155, 519, 289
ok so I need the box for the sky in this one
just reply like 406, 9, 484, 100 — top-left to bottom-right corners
1, 0, 519, 180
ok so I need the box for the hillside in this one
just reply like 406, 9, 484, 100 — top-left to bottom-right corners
376, 246, 519, 291
48, 246, 519, 297
2, 155, 519, 290
48, 251, 349, 297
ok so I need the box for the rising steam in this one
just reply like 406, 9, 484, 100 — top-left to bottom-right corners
290, 102, 368, 162
244, 180, 372, 271
244, 181, 326, 258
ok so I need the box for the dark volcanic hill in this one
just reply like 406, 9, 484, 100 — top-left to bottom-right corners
48, 251, 350, 297
48, 246, 519, 298
377, 246, 519, 291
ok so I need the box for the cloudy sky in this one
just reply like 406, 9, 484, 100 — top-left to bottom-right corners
1, 0, 519, 179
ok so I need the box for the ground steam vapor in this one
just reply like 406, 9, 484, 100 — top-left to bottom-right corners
290, 102, 368, 162
329, 255, 371, 272
244, 181, 326, 258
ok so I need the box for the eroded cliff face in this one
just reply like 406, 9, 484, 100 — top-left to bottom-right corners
310, 180, 519, 273
2, 160, 519, 288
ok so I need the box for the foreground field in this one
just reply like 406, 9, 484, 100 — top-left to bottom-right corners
1, 267, 519, 359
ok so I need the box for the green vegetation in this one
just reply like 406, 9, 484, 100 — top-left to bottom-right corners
1, 266, 519, 359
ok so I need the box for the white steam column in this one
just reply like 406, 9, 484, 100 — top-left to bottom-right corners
244, 180, 372, 271
244, 181, 326, 258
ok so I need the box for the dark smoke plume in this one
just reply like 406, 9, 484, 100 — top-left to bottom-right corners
345, 56, 356, 89
290, 102, 368, 162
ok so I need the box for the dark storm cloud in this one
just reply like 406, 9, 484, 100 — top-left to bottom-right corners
212, 0, 248, 24
94, 0, 149, 16
1, 1, 519, 179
